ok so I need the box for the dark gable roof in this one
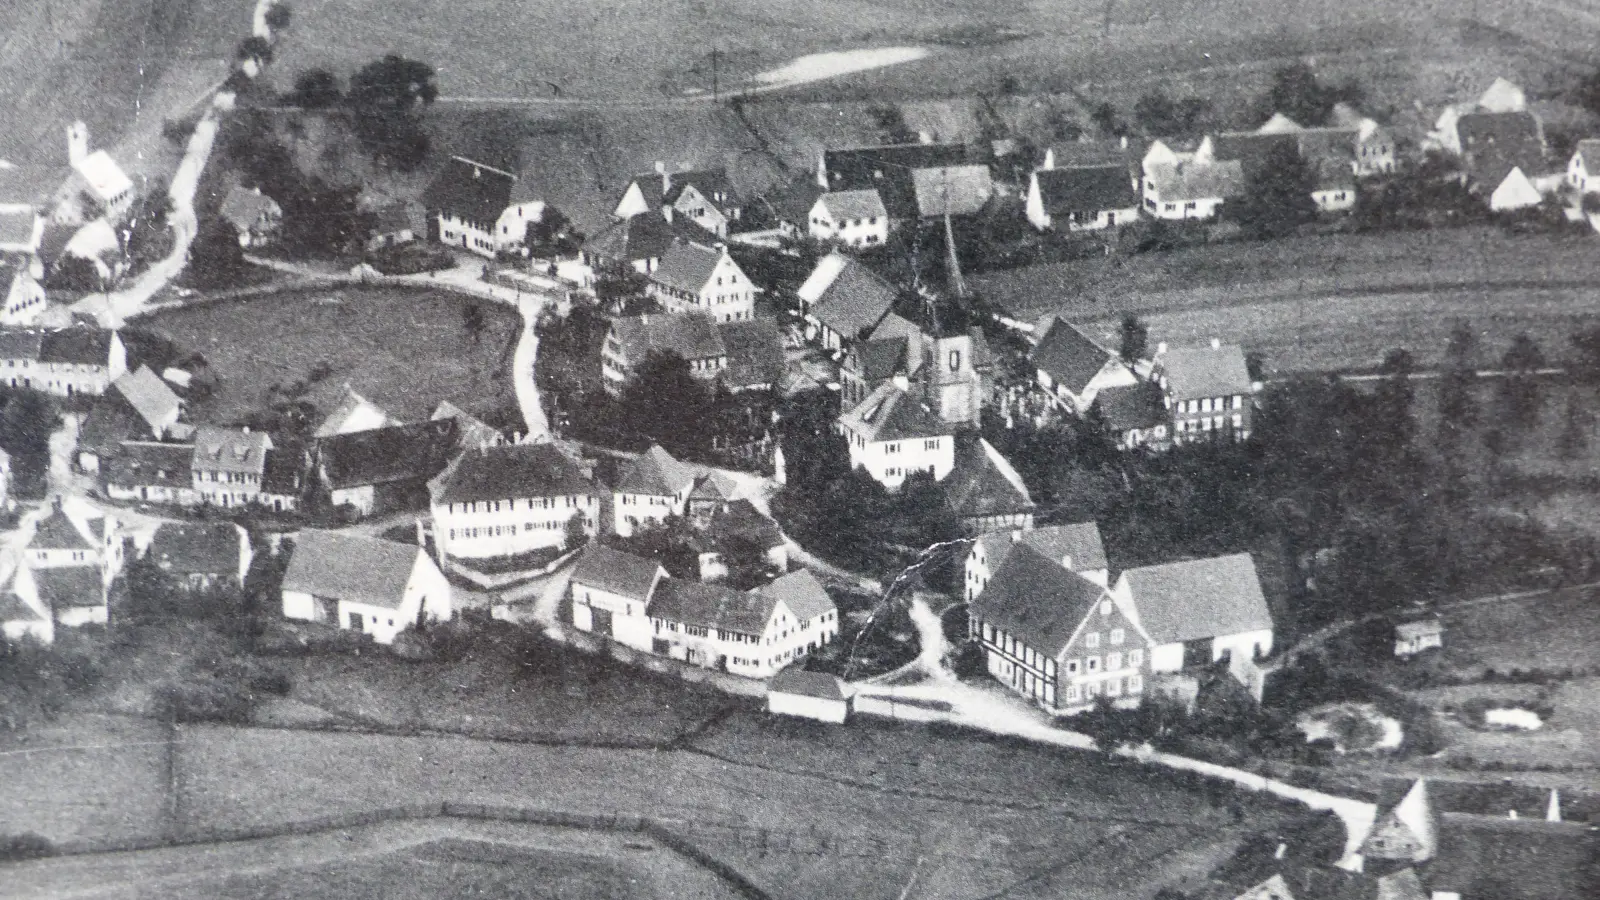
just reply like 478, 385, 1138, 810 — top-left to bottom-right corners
582, 215, 715, 265
431, 442, 597, 505
149, 523, 242, 576
1035, 165, 1137, 215
1429, 814, 1598, 900
317, 419, 460, 491
839, 381, 953, 443
77, 401, 147, 458
611, 312, 727, 365
971, 543, 1105, 656
281, 530, 421, 610
1209, 131, 1303, 175
649, 577, 775, 635
31, 507, 91, 550
976, 522, 1108, 576
1095, 381, 1169, 432
769, 179, 826, 225
1159, 345, 1252, 400
822, 143, 974, 217
38, 327, 116, 365
664, 169, 740, 208
845, 336, 912, 383
649, 240, 726, 295
422, 156, 516, 230
1459, 111, 1548, 186
701, 498, 785, 554
260, 447, 304, 495
0, 329, 44, 360
1031, 317, 1119, 395
719, 318, 785, 391
570, 543, 663, 601
108, 441, 195, 488
1122, 553, 1272, 645
35, 567, 105, 609
616, 444, 699, 496
803, 255, 899, 340
769, 667, 846, 700
944, 436, 1035, 522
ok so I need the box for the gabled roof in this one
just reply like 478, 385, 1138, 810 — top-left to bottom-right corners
770, 180, 826, 225
768, 667, 846, 699
1429, 814, 1597, 900
1477, 77, 1527, 113
281, 530, 423, 610
430, 441, 597, 505
369, 200, 415, 235
317, 419, 460, 491
1045, 140, 1136, 170
616, 444, 699, 496
649, 240, 734, 296
1256, 113, 1304, 134
1575, 138, 1600, 167
719, 317, 785, 391
218, 185, 280, 229
107, 441, 194, 487
1033, 165, 1137, 215
663, 169, 741, 208
73, 151, 132, 203
869, 311, 921, 343
971, 543, 1106, 656
701, 499, 785, 554
431, 400, 500, 450
314, 387, 392, 439
112, 366, 180, 432
1207, 131, 1303, 178
77, 401, 147, 458
423, 156, 515, 229
799, 254, 899, 340
1121, 553, 1272, 644
0, 328, 44, 360
1458, 112, 1547, 185
0, 565, 45, 624
757, 569, 834, 621
816, 189, 887, 221
649, 577, 775, 635
944, 437, 1035, 522
35, 567, 105, 610
910, 165, 993, 217
1095, 381, 1169, 432
845, 336, 913, 383
689, 470, 741, 503
149, 523, 243, 576
191, 427, 272, 475
38, 327, 117, 365
975, 522, 1108, 578
610, 312, 727, 365
1031, 317, 1123, 395
570, 543, 664, 601
1159, 345, 1252, 400
582, 214, 713, 265
30, 507, 93, 550
0, 205, 42, 250
1145, 160, 1245, 202
823, 143, 976, 220
839, 380, 954, 444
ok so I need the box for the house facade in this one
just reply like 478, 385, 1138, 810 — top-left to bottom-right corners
0, 328, 128, 397
1152, 343, 1254, 445
568, 543, 668, 652
1567, 139, 1600, 194
601, 312, 728, 394
190, 427, 272, 508
645, 240, 755, 323
646, 569, 839, 679
807, 189, 889, 247
1142, 160, 1242, 220
767, 668, 851, 723
106, 441, 199, 506
280, 530, 453, 645
837, 380, 956, 490
797, 253, 899, 351
422, 156, 517, 258
1030, 317, 1138, 414
1, 263, 46, 327
429, 442, 603, 560
964, 521, 1108, 602
1112, 553, 1274, 673
612, 444, 700, 538
1025, 165, 1139, 232
311, 419, 460, 518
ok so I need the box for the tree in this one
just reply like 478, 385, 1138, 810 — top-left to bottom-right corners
264, 1, 292, 31
45, 255, 104, 293
183, 217, 248, 289
1557, 392, 1589, 460
1259, 63, 1361, 127
619, 352, 715, 459
1089, 102, 1124, 137
1438, 321, 1480, 441
1119, 313, 1148, 364
1372, 348, 1418, 454
237, 36, 273, 65
562, 512, 590, 552
1134, 91, 1177, 136
462, 302, 486, 346
347, 56, 439, 170
123, 186, 174, 269
286, 69, 341, 108
523, 206, 580, 257
867, 104, 917, 144
1499, 333, 1547, 430
1231, 142, 1318, 238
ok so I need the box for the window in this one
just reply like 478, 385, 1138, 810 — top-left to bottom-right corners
1086, 656, 1100, 672
924, 439, 939, 450
1107, 652, 1122, 670
1110, 627, 1125, 645
1085, 681, 1100, 698
1127, 674, 1143, 693
1065, 684, 1080, 702
1066, 660, 1079, 675
948, 350, 961, 371
1085, 632, 1099, 649
1129, 649, 1143, 667
885, 443, 900, 454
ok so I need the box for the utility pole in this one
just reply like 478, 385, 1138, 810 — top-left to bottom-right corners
712, 48, 719, 104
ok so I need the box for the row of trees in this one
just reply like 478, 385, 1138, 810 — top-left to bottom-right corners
281, 55, 439, 171
221, 114, 367, 258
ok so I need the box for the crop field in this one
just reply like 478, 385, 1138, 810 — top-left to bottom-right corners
141, 285, 520, 427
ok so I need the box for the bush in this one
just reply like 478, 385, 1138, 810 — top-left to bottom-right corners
153, 677, 254, 724
0, 832, 57, 861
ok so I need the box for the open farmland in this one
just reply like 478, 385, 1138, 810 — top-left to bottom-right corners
141, 286, 520, 427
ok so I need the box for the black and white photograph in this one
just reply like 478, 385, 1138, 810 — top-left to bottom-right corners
0, 0, 1597, 896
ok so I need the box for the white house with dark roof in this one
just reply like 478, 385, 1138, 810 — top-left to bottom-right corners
421, 156, 523, 258
968, 543, 1149, 713
1026, 165, 1140, 231
146, 522, 251, 590
1152, 341, 1254, 444
76, 365, 184, 473
837, 379, 956, 489
768, 668, 851, 723
615, 167, 744, 238
1112, 552, 1274, 673
1030, 317, 1138, 414
0, 203, 44, 256
568, 543, 668, 652
807, 189, 889, 247
107, 441, 199, 506
0, 557, 52, 645
1, 260, 46, 327
0, 327, 127, 397
26, 499, 121, 587
311, 419, 461, 518
797, 252, 899, 351
645, 240, 754, 323
647, 568, 838, 678
1142, 159, 1244, 220
190, 427, 272, 508
36, 567, 108, 628
965, 521, 1108, 602
280, 529, 452, 645
612, 444, 700, 537
1567, 139, 1600, 194
1094, 381, 1171, 451
601, 312, 728, 393
428, 442, 602, 560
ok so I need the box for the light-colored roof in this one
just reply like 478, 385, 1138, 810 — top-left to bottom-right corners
218, 185, 280, 229
839, 380, 954, 444
1159, 345, 1252, 400
1256, 113, 1304, 134
569, 544, 664, 602
816, 189, 887, 222
1121, 553, 1272, 645
191, 426, 272, 475
616, 444, 700, 496
757, 569, 834, 622
1145, 160, 1245, 202
0, 204, 42, 250
769, 667, 847, 700
976, 522, 1107, 578
313, 387, 391, 438
1396, 618, 1442, 638
430, 442, 597, 505
688, 470, 741, 503
73, 151, 132, 202
112, 366, 180, 432
910, 165, 993, 217
649, 240, 729, 296
63, 218, 120, 260
280, 530, 423, 611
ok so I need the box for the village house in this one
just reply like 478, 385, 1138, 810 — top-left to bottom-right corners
686, 470, 742, 524
62, 122, 134, 224
190, 426, 272, 508
969, 543, 1149, 713
910, 165, 994, 219
1026, 165, 1140, 231
218, 184, 282, 248
1093, 380, 1172, 451
1394, 617, 1444, 657
1566, 139, 1600, 195
601, 311, 727, 392
0, 557, 52, 645
313, 387, 395, 439
280, 529, 452, 645
364, 200, 417, 252
964, 521, 1108, 601
1152, 341, 1254, 444
644, 239, 755, 323
25, 499, 122, 584
612, 444, 700, 538
0, 327, 127, 397
428, 441, 602, 561
1111, 553, 1274, 673
646, 568, 838, 678
615, 166, 744, 238
257, 448, 305, 513
311, 418, 461, 518
1455, 111, 1553, 211
1259, 108, 1398, 177
767, 668, 851, 724
106, 441, 199, 506
1039, 138, 1139, 176
423, 156, 561, 258
837, 378, 956, 490
1, 259, 46, 327
807, 188, 889, 248
1030, 317, 1138, 414
1433, 77, 1529, 156
569, 542, 669, 649
941, 436, 1037, 535
839, 313, 920, 406
0, 202, 45, 256
35, 567, 108, 629
1142, 159, 1244, 220
797, 252, 900, 351
146, 522, 251, 590
689, 499, 789, 582
581, 213, 710, 277
76, 365, 183, 473
818, 143, 976, 220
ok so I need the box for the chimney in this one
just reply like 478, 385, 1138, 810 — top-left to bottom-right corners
67, 121, 89, 166
1210, 338, 1221, 350
657, 161, 671, 196
1508, 810, 1518, 820
1274, 843, 1287, 861
1156, 341, 1168, 356
241, 426, 250, 435
1120, 135, 1129, 150
892, 373, 911, 392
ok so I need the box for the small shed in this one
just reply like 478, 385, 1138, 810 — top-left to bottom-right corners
767, 668, 851, 724
1395, 617, 1443, 657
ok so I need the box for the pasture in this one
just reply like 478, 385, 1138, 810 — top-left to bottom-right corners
140, 285, 520, 427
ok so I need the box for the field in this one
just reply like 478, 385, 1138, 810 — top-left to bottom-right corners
140, 285, 520, 427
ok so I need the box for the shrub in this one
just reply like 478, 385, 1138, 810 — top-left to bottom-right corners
0, 832, 56, 861
153, 677, 254, 724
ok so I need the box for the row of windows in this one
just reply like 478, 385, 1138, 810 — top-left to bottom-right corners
449, 497, 592, 514
1063, 675, 1142, 704
812, 215, 880, 228
1082, 627, 1125, 650
883, 439, 942, 455
882, 465, 936, 478
1177, 414, 1243, 433
200, 471, 259, 484
450, 519, 583, 540
1177, 396, 1244, 415
1064, 649, 1142, 676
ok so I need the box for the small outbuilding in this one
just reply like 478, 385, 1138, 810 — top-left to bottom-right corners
1394, 617, 1443, 657
767, 667, 851, 724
